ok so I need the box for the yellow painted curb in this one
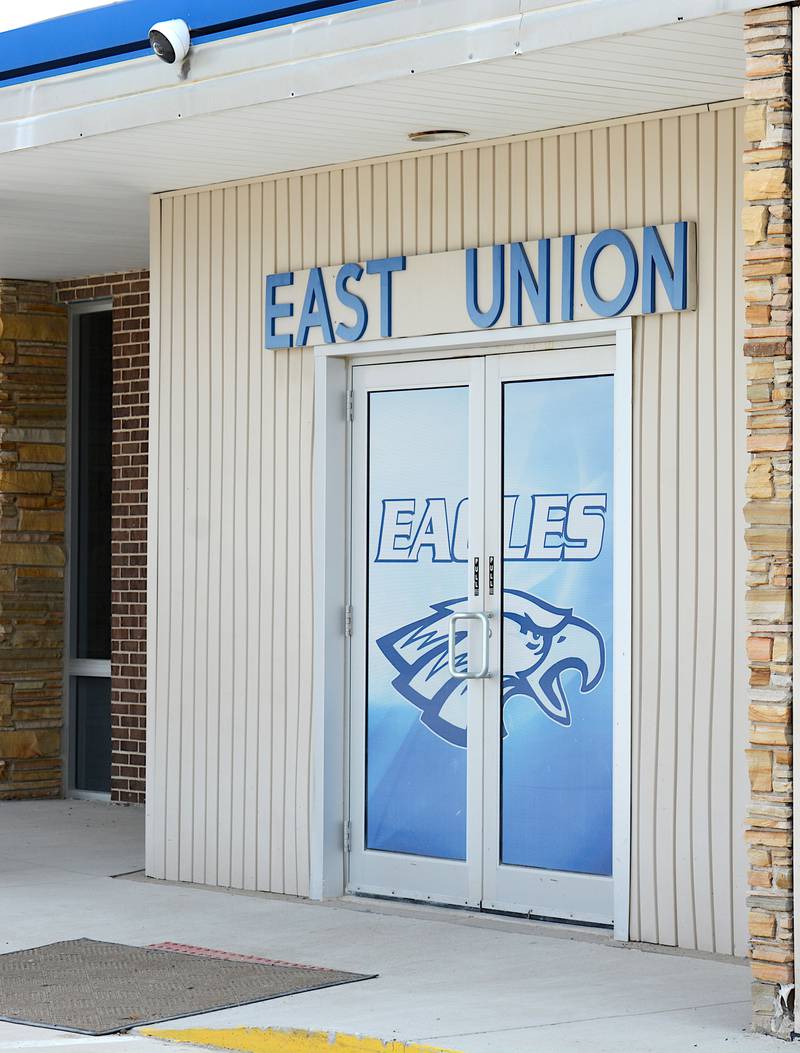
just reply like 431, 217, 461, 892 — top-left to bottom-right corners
140, 1026, 460, 1053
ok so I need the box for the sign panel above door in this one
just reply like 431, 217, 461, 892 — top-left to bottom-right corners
264, 221, 696, 349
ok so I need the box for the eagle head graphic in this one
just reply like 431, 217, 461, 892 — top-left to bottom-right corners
376, 588, 605, 747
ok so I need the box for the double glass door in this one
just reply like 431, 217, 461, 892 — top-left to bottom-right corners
349, 347, 616, 925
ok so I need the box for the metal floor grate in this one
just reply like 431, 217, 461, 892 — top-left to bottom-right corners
0, 938, 375, 1035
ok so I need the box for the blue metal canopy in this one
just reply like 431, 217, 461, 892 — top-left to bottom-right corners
0, 0, 394, 86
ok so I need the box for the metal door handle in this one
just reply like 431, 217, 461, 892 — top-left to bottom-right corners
447, 611, 492, 679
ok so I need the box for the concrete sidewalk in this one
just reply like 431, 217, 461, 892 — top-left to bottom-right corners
0, 801, 783, 1053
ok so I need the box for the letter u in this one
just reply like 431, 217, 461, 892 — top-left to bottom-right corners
466, 245, 505, 328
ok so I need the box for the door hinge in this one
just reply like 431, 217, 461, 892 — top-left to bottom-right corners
347, 389, 354, 422
344, 819, 352, 854
344, 604, 353, 636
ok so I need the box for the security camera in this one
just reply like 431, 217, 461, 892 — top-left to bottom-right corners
148, 19, 191, 65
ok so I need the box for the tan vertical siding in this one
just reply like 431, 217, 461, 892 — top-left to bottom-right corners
148, 105, 747, 953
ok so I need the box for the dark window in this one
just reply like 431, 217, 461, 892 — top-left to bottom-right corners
72, 308, 112, 795
75, 311, 112, 660
74, 676, 112, 793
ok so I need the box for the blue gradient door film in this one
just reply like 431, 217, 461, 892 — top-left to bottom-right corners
364, 373, 613, 877
366, 386, 469, 860
501, 376, 613, 876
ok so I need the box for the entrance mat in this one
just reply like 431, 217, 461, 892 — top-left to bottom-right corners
0, 938, 376, 1036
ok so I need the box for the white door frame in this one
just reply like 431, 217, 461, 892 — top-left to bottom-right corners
310, 317, 632, 941
481, 346, 618, 926
347, 357, 485, 907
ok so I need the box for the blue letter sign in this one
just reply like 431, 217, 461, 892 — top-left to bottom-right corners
264, 221, 695, 348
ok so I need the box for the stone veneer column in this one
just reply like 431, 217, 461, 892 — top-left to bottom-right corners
742, 4, 795, 1038
0, 281, 66, 798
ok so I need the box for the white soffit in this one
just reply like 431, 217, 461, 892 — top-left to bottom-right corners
0, 11, 746, 279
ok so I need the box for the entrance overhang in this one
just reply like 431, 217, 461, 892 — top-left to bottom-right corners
0, 1, 758, 280
0, 0, 775, 152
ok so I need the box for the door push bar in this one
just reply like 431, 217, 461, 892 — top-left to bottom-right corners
447, 611, 492, 680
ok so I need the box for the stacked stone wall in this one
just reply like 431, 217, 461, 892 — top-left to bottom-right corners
742, 3, 795, 1038
0, 281, 67, 799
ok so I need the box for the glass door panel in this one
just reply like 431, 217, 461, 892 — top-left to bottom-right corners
349, 357, 484, 907
501, 375, 613, 876
482, 348, 616, 925
366, 385, 470, 861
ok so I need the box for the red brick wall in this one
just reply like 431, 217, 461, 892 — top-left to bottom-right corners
57, 272, 149, 804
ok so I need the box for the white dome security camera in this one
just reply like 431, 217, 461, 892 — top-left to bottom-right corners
148, 19, 191, 64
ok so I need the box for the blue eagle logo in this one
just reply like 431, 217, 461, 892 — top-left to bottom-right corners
376, 588, 605, 747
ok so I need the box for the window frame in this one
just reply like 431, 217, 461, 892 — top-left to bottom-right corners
64, 297, 113, 799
